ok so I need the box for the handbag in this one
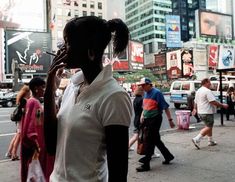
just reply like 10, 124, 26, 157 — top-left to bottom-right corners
137, 126, 148, 155
27, 151, 46, 182
10, 105, 23, 122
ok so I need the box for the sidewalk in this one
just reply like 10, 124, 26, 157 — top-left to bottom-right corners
1, 119, 235, 182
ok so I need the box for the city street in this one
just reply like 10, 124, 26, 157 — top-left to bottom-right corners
0, 95, 217, 161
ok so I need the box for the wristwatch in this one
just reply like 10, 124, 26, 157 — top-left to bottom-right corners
168, 118, 173, 121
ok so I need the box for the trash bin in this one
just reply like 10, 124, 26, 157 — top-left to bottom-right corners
175, 110, 191, 130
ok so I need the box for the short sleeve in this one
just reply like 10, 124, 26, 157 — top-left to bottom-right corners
207, 90, 216, 102
156, 91, 169, 110
100, 92, 133, 127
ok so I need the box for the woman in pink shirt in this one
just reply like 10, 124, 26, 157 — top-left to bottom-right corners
21, 77, 54, 182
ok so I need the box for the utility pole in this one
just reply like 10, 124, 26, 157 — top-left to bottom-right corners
11, 59, 19, 91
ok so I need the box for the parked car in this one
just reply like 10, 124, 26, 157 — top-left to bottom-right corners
170, 80, 201, 109
0, 91, 17, 107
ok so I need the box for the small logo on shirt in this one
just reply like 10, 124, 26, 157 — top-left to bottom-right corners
83, 104, 91, 111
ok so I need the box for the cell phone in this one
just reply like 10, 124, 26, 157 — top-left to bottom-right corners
45, 51, 57, 56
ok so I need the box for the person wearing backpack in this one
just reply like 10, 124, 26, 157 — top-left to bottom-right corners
5, 85, 30, 160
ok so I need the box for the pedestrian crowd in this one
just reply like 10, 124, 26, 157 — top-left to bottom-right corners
4, 16, 233, 182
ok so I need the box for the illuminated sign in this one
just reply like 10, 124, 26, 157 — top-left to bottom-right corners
5, 30, 52, 74
197, 10, 233, 40
0, 0, 47, 31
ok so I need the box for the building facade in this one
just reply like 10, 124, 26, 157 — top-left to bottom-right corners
172, 0, 206, 42
50, 0, 107, 52
125, 0, 172, 64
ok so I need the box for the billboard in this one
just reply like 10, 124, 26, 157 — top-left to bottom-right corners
0, 0, 47, 31
218, 45, 235, 70
208, 45, 219, 70
112, 48, 129, 71
5, 30, 52, 74
197, 10, 233, 40
165, 15, 182, 48
166, 50, 182, 79
181, 49, 193, 77
129, 40, 144, 70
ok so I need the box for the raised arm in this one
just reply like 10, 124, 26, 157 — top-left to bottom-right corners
44, 50, 67, 155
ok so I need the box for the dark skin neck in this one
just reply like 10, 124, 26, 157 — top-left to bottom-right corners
80, 60, 103, 84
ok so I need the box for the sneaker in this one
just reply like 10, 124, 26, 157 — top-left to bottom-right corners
129, 146, 135, 151
208, 141, 217, 146
5, 153, 11, 159
152, 152, 160, 158
192, 138, 200, 149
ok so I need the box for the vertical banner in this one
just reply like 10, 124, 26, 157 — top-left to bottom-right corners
165, 15, 182, 48
129, 40, 144, 70
218, 45, 235, 70
181, 49, 193, 77
166, 50, 182, 79
208, 45, 218, 70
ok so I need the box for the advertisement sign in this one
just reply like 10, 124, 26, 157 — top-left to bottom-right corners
154, 53, 167, 79
193, 48, 207, 67
112, 48, 129, 71
112, 61, 129, 71
199, 10, 233, 40
218, 45, 235, 70
181, 49, 193, 77
129, 40, 144, 70
208, 45, 219, 70
166, 50, 182, 79
5, 30, 52, 74
165, 15, 182, 48
0, 0, 47, 31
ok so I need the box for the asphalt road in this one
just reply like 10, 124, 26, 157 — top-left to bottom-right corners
0, 95, 208, 161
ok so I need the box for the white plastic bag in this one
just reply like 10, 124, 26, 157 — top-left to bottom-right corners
27, 158, 46, 182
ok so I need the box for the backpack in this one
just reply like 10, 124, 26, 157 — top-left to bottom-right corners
10, 105, 23, 122
10, 98, 26, 122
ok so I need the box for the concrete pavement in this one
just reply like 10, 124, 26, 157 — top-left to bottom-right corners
1, 119, 235, 182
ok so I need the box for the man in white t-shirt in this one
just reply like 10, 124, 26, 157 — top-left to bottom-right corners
192, 78, 228, 149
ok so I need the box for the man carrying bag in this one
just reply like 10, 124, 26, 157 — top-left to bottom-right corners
136, 78, 175, 172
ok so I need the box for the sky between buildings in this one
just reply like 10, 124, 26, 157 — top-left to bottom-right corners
107, 0, 125, 21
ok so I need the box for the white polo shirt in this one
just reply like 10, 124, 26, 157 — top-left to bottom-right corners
50, 65, 132, 182
194, 86, 216, 114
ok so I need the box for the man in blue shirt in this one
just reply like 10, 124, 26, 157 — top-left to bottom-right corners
136, 78, 175, 172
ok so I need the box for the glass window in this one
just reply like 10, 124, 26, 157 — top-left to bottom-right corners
98, 2, 102, 9
90, 1, 95, 8
182, 83, 190, 90
74, 10, 79, 17
173, 83, 181, 90
221, 83, 229, 92
74, 1, 78, 6
90, 12, 95, 16
211, 83, 218, 91
83, 11, 87, 16
194, 83, 201, 91
98, 12, 102, 18
82, 3, 87, 8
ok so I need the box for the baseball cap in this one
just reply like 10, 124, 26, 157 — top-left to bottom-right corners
138, 77, 152, 85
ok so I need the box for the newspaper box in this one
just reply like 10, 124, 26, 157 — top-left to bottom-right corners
175, 110, 191, 130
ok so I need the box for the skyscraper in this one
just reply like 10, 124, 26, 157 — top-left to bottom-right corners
172, 0, 206, 42
125, 0, 172, 64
